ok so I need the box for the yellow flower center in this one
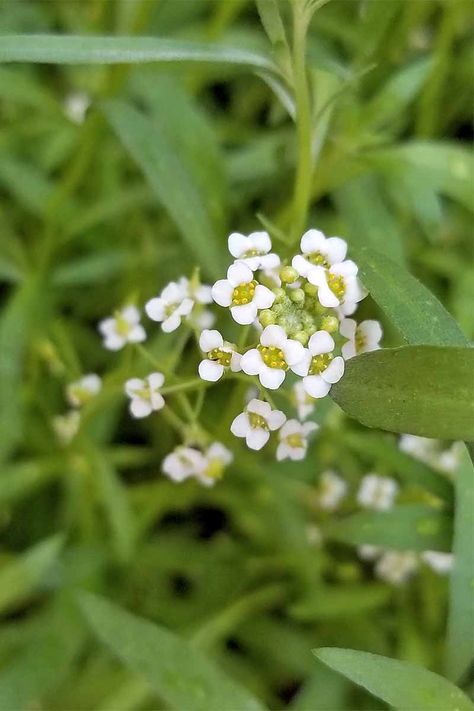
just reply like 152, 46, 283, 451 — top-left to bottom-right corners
208, 348, 232, 367
232, 280, 257, 306
204, 458, 225, 480
287, 433, 304, 448
355, 328, 366, 353
248, 412, 268, 430
244, 248, 261, 257
115, 312, 132, 336
327, 273, 345, 299
257, 345, 287, 370
309, 352, 332, 375
308, 251, 329, 268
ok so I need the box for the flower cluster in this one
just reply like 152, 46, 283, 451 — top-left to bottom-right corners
163, 442, 232, 487
52, 373, 102, 444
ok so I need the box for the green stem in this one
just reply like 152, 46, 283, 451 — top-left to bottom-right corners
161, 378, 207, 395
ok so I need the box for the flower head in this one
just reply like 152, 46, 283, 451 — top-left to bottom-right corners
64, 91, 91, 124
292, 330, 345, 398
212, 262, 275, 325
276, 419, 318, 461
357, 474, 398, 511
421, 551, 454, 574
162, 446, 205, 483
66, 374, 102, 407
375, 551, 418, 586
340, 319, 382, 359
198, 329, 241, 382
240, 325, 306, 390
230, 398, 286, 450
317, 470, 347, 511
292, 229, 347, 278
228, 231, 280, 272
196, 443, 233, 487
145, 281, 194, 333
99, 305, 146, 351
292, 381, 316, 420
125, 372, 165, 418
308, 260, 366, 310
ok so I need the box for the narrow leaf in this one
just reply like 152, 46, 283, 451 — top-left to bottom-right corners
314, 648, 474, 711
331, 346, 474, 440
79, 594, 266, 711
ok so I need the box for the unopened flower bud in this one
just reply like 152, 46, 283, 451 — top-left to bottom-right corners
280, 266, 299, 284
289, 288, 305, 304
294, 330, 309, 345
272, 287, 286, 303
321, 315, 339, 333
259, 309, 276, 327
304, 282, 318, 296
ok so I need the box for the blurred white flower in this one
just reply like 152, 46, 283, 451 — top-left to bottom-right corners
99, 305, 146, 351
340, 319, 382, 359
437, 442, 463, 475
189, 308, 215, 330
276, 419, 318, 461
198, 329, 241, 382
317, 470, 347, 511
357, 474, 398, 511
241, 325, 305, 390
292, 229, 347, 278
358, 545, 382, 561
196, 442, 233, 487
162, 446, 206, 483
292, 381, 316, 420
308, 260, 366, 310
66, 373, 102, 407
230, 398, 286, 450
421, 550, 454, 574
52, 410, 81, 445
64, 91, 91, 124
228, 231, 280, 272
212, 262, 275, 325
145, 281, 194, 333
125, 372, 165, 418
292, 330, 345, 398
375, 550, 418, 586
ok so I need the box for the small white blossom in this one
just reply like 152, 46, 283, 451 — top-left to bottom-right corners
145, 281, 194, 333
438, 443, 463, 475
399, 434, 437, 464
241, 325, 306, 390
162, 446, 205, 483
292, 330, 345, 398
317, 470, 347, 511
228, 231, 280, 272
230, 398, 286, 450
292, 229, 347, 278
357, 474, 398, 511
276, 419, 318, 461
196, 443, 233, 487
358, 545, 382, 561
292, 381, 316, 420
340, 319, 382, 359
125, 372, 165, 418
181, 276, 213, 305
52, 410, 81, 445
375, 550, 418, 586
66, 373, 102, 407
336, 301, 358, 318
212, 262, 275, 325
190, 308, 216, 330
198, 329, 241, 382
307, 260, 366, 310
99, 305, 146, 351
64, 91, 91, 124
421, 551, 454, 574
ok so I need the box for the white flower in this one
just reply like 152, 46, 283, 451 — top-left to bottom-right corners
307, 260, 366, 309
438, 442, 463, 475
292, 331, 345, 398
125, 372, 165, 418
317, 470, 347, 511
99, 305, 146, 351
162, 446, 206, 483
375, 551, 418, 586
358, 545, 382, 561
64, 91, 91, 124
198, 329, 241, 382
196, 443, 233, 487
66, 373, 102, 407
421, 551, 454, 574
292, 381, 316, 420
399, 435, 462, 476
240, 325, 306, 390
181, 276, 213, 305
145, 281, 194, 333
228, 231, 280, 272
230, 398, 286, 450
357, 474, 398, 511
212, 262, 275, 325
336, 301, 357, 318
276, 419, 318, 461
190, 308, 215, 330
52, 410, 81, 445
292, 229, 347, 278
340, 319, 382, 360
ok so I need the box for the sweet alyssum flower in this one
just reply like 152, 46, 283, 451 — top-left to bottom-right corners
276, 419, 318, 461
231, 398, 286, 450
421, 550, 454, 574
212, 262, 275, 325
292, 229, 347, 278
125, 372, 165, 418
145, 281, 194, 333
228, 231, 280, 272
198, 329, 241, 382
196, 443, 233, 487
375, 550, 418, 586
241, 325, 305, 389
162, 446, 204, 483
340, 319, 382, 359
66, 373, 102, 407
99, 305, 146, 351
292, 330, 345, 398
307, 260, 366, 310
357, 474, 398, 511
292, 381, 316, 420
317, 470, 348, 511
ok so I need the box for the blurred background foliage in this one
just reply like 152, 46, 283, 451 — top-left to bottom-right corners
0, 0, 473, 709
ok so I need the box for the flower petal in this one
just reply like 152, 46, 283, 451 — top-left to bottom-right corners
241, 348, 263, 375
230, 352, 242, 372
246, 428, 269, 450
150, 392, 165, 410
301, 229, 325, 254
199, 360, 224, 382
291, 350, 311, 376
104, 334, 125, 351
128, 325, 146, 343
260, 324, 287, 348
231, 303, 257, 325
176, 298, 194, 316
228, 232, 248, 258
303, 375, 331, 398
250, 231, 271, 253
282, 339, 305, 366
162, 313, 181, 333
341, 341, 357, 360
322, 356, 345, 384
194, 285, 212, 304
147, 372, 165, 389
122, 305, 140, 324
360, 320, 383, 348
260, 253, 280, 270
145, 298, 166, 321
199, 329, 223, 352
247, 398, 271, 418
325, 237, 347, 264
267, 409, 286, 430
125, 378, 144, 397
276, 442, 290, 461
228, 261, 253, 286
130, 397, 152, 418
212, 279, 233, 307
339, 318, 356, 339
308, 330, 335, 355
259, 366, 285, 390
317, 281, 340, 308
254, 284, 275, 309
291, 254, 311, 277
230, 412, 250, 437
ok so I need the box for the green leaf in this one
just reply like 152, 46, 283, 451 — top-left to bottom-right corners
78, 593, 266, 711
354, 246, 467, 346
104, 99, 227, 279
0, 535, 64, 614
0, 460, 60, 507
331, 346, 474, 440
324, 505, 451, 552
314, 648, 474, 711
446, 445, 474, 682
